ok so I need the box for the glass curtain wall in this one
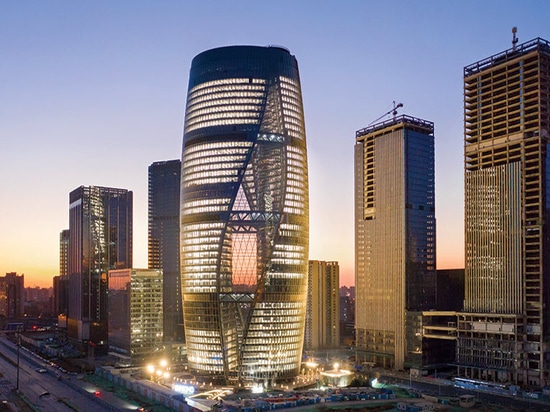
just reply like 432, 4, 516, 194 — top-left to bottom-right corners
180, 46, 309, 383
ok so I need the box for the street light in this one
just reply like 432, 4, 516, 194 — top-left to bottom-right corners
16, 326, 21, 392
146, 359, 170, 385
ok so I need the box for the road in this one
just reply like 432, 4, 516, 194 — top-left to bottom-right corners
382, 372, 550, 412
0, 336, 140, 411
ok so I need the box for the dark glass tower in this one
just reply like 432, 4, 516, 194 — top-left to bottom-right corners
354, 115, 436, 370
67, 185, 132, 352
181, 45, 309, 383
148, 160, 183, 342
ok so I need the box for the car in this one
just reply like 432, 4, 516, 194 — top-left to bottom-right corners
39, 391, 50, 398
35, 368, 47, 373
94, 390, 101, 396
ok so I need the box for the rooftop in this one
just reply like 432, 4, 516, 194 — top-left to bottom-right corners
356, 114, 434, 139
464, 37, 550, 76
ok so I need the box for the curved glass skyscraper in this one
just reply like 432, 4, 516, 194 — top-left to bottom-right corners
180, 46, 309, 382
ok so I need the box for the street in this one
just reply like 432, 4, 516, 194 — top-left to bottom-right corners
0, 336, 140, 411
382, 372, 550, 412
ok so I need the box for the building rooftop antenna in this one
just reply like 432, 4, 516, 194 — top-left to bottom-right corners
368, 101, 404, 126
512, 27, 518, 51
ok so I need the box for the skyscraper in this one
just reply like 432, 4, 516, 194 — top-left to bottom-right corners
354, 115, 436, 370
305, 261, 340, 350
0, 272, 24, 319
54, 229, 69, 320
67, 185, 132, 352
458, 37, 550, 387
180, 45, 309, 383
148, 160, 183, 342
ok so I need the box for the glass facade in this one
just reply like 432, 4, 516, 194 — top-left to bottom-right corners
354, 116, 435, 370
67, 186, 132, 351
181, 45, 309, 382
108, 268, 163, 363
148, 160, 183, 342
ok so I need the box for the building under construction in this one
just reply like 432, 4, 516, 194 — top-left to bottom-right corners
460, 35, 550, 387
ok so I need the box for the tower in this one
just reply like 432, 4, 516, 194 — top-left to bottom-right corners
354, 115, 436, 370
0, 273, 24, 319
305, 260, 340, 350
148, 160, 183, 342
67, 185, 132, 352
54, 229, 70, 318
459, 37, 550, 387
180, 45, 309, 382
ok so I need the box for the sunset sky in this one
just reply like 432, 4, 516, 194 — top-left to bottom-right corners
1, 1, 548, 287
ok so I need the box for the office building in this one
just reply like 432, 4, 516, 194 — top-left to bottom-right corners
67, 186, 132, 352
0, 272, 25, 319
180, 45, 309, 382
459, 36, 550, 387
355, 115, 436, 370
55, 229, 70, 321
148, 160, 183, 342
340, 286, 355, 347
108, 268, 163, 364
305, 261, 340, 350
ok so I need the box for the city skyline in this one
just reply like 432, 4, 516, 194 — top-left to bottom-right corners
2, 2, 549, 287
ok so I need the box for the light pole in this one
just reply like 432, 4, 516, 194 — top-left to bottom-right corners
146, 359, 170, 385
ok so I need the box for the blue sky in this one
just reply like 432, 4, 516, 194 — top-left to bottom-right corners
1, 1, 548, 286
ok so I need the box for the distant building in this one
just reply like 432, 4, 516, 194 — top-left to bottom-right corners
355, 115, 436, 370
108, 268, 163, 364
458, 36, 550, 388
24, 286, 53, 318
60, 229, 69, 277
67, 186, 132, 352
148, 160, 183, 343
339, 286, 355, 300
54, 229, 70, 322
305, 261, 340, 350
339, 286, 355, 346
0, 272, 24, 319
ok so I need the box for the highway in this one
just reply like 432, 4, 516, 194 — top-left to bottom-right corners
0, 336, 141, 411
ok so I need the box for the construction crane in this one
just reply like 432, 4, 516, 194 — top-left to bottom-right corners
368, 101, 403, 126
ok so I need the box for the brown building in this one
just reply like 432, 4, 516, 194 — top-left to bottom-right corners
0, 272, 25, 320
459, 35, 550, 388
305, 261, 340, 350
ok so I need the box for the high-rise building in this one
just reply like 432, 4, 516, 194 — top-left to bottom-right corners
355, 115, 436, 370
339, 286, 355, 347
305, 261, 340, 350
108, 268, 163, 364
0, 272, 24, 319
180, 45, 309, 383
148, 160, 183, 342
459, 37, 550, 387
54, 229, 70, 320
67, 186, 132, 352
